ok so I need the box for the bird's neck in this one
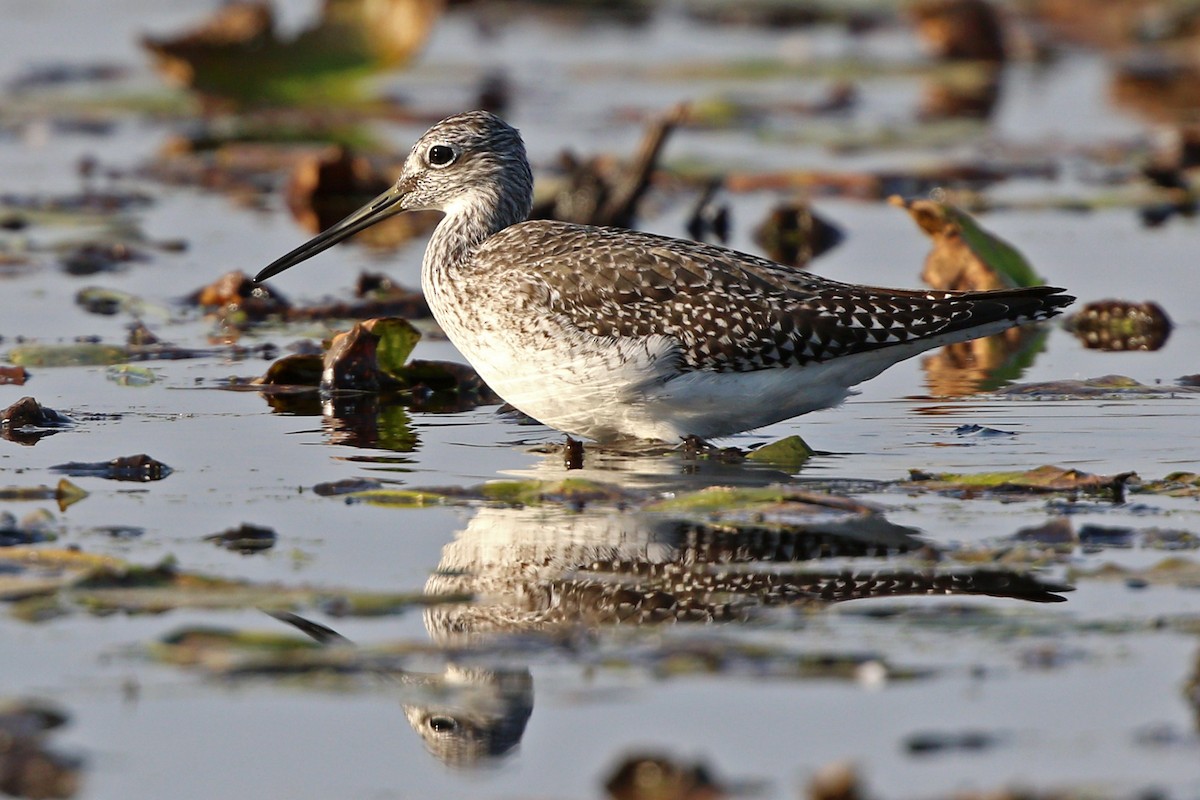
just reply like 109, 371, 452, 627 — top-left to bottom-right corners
422, 183, 529, 290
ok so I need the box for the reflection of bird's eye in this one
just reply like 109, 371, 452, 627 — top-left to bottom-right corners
427, 715, 459, 733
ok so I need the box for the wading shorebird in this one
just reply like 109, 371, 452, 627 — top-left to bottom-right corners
256, 111, 1073, 442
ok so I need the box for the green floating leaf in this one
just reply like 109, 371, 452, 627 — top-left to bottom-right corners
645, 486, 793, 513
364, 317, 421, 379
746, 435, 814, 470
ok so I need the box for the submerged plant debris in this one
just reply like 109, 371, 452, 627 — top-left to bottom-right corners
0, 547, 465, 620
140, 0, 443, 107
0, 699, 82, 799
0, 397, 73, 445
1066, 300, 1173, 352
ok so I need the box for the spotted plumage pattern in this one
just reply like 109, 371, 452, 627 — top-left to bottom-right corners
476, 221, 1068, 374
421, 512, 1072, 639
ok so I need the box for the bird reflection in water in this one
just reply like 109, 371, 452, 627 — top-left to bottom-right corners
399, 500, 1069, 767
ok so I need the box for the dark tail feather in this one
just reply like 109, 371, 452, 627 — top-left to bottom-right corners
962, 285, 1074, 325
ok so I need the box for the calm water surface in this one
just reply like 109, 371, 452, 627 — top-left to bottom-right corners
2, 3, 1200, 798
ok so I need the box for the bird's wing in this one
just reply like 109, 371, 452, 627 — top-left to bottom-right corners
476, 220, 1069, 374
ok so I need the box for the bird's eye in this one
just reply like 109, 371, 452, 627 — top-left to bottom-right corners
427, 715, 459, 733
427, 145, 456, 167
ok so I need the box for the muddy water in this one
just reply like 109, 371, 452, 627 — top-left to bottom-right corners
2, 3, 1200, 799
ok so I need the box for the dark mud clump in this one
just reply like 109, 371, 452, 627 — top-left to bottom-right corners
51, 454, 173, 482
204, 523, 277, 554
0, 398, 74, 445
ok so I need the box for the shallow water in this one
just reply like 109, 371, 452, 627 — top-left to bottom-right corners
2, 3, 1200, 798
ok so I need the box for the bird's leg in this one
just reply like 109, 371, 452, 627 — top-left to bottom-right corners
679, 435, 745, 465
563, 435, 584, 470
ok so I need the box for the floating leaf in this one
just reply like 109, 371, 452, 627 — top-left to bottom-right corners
0, 480, 87, 512
363, 317, 421, 378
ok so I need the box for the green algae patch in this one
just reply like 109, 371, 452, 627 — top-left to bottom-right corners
746, 435, 814, 470
1134, 472, 1200, 498
348, 478, 635, 509
997, 374, 1200, 398
321, 590, 470, 617
7, 343, 130, 367
646, 486, 793, 514
1068, 556, 1200, 588
478, 478, 626, 506
0, 548, 445, 619
153, 625, 323, 664
905, 465, 1135, 498
345, 489, 455, 508
598, 639, 928, 683
105, 364, 158, 386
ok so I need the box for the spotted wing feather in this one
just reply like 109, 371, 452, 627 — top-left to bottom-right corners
475, 220, 1072, 373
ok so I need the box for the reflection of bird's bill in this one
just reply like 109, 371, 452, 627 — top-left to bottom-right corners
266, 610, 350, 645
267, 611, 533, 767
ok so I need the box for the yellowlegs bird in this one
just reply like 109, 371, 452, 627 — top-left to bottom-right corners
256, 111, 1073, 442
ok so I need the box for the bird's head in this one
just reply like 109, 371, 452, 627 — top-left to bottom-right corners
254, 110, 532, 283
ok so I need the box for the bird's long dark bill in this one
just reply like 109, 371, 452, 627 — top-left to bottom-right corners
253, 184, 407, 283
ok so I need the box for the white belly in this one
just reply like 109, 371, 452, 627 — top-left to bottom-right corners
430, 284, 978, 442
446, 321, 879, 441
